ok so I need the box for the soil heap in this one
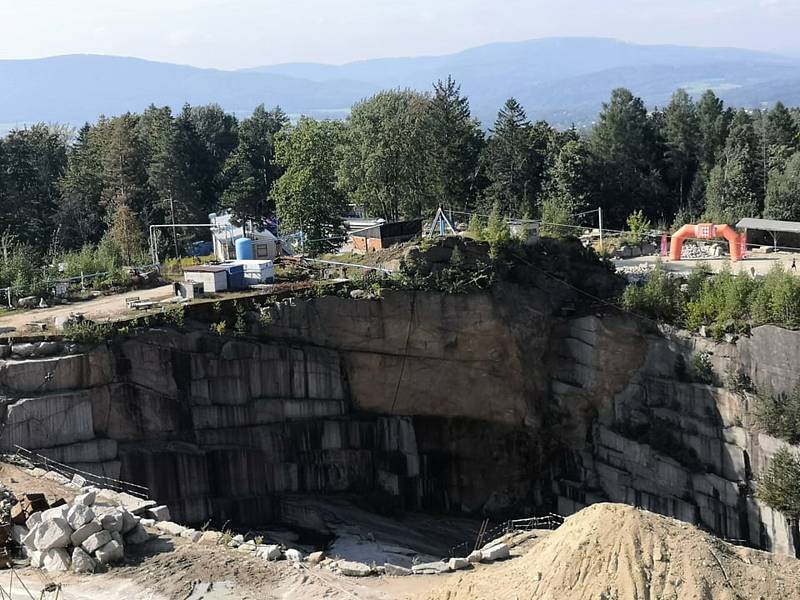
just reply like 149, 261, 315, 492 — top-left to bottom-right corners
424, 503, 800, 600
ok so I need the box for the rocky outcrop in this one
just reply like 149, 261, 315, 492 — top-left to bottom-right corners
1, 286, 799, 556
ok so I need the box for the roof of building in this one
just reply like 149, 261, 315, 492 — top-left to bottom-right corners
183, 265, 229, 273
209, 211, 277, 242
353, 219, 423, 240
736, 218, 800, 234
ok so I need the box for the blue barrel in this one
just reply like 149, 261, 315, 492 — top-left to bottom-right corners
235, 237, 254, 260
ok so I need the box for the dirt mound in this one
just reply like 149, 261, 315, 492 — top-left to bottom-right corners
424, 503, 800, 600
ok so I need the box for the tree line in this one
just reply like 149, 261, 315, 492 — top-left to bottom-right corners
1, 79, 799, 269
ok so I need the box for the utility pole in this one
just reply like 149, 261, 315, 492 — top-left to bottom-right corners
598, 207, 604, 253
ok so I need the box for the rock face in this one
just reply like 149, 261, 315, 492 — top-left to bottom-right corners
1, 286, 799, 556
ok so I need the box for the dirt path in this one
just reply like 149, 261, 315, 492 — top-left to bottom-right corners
0, 285, 175, 335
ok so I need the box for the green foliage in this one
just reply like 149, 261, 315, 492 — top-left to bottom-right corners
691, 352, 715, 385
210, 321, 227, 336
163, 304, 185, 328
467, 214, 484, 238
625, 210, 651, 245
765, 152, 800, 221
621, 263, 684, 323
62, 320, 114, 344
753, 384, 800, 444
483, 204, 512, 258
272, 118, 348, 255
758, 448, 800, 519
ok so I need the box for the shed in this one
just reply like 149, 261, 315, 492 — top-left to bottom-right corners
183, 265, 229, 293
352, 219, 423, 253
736, 217, 800, 251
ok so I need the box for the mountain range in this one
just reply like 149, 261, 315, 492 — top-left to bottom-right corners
2, 37, 800, 131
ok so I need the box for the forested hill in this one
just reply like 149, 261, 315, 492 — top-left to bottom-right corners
2, 38, 800, 128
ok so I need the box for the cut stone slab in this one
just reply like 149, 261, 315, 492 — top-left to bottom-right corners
448, 557, 470, 571
338, 561, 372, 577
71, 521, 102, 547
124, 524, 151, 545
74, 491, 96, 507
71, 547, 96, 574
384, 563, 412, 576
67, 504, 95, 530
82, 530, 112, 554
95, 540, 124, 564
33, 518, 72, 550
284, 548, 303, 562
481, 543, 510, 562
147, 505, 171, 521
255, 544, 281, 560
412, 561, 451, 575
43, 471, 71, 485
41, 548, 71, 572
467, 550, 482, 563
155, 521, 186, 536
41, 505, 69, 521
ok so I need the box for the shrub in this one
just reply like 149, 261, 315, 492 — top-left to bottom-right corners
626, 210, 651, 245
62, 320, 114, 344
758, 447, 800, 519
691, 352, 715, 385
753, 383, 800, 444
621, 263, 684, 322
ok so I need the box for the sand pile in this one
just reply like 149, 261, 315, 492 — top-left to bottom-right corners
424, 503, 800, 600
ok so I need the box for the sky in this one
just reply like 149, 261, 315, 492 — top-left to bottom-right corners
0, 0, 799, 69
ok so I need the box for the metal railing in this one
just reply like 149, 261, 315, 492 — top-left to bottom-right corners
448, 512, 564, 558
14, 445, 150, 500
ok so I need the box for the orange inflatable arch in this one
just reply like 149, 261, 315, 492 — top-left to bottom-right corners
669, 223, 744, 262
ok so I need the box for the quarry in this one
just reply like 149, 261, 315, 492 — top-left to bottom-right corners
1, 237, 800, 599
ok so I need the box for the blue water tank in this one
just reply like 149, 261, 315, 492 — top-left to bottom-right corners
235, 237, 254, 260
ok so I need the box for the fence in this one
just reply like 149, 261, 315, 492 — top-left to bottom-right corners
13, 446, 150, 500
448, 513, 564, 558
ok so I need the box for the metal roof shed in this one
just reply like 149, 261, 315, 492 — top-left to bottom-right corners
736, 218, 800, 250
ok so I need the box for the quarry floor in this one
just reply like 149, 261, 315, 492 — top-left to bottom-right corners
616, 249, 800, 276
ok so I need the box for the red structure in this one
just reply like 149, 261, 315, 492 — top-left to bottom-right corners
669, 223, 744, 262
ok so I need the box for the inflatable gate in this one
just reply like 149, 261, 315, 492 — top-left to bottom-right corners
669, 223, 746, 262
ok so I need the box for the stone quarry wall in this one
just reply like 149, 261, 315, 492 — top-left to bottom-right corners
1, 287, 799, 555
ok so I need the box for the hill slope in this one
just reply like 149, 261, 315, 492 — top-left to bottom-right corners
2, 38, 800, 128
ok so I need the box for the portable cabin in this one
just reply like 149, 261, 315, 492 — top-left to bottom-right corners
210, 211, 279, 261
183, 265, 229, 293
352, 219, 423, 253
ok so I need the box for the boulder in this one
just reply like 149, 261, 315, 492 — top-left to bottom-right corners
448, 557, 470, 571
70, 521, 102, 547
236, 540, 256, 552
74, 491, 96, 507
255, 544, 282, 560
81, 530, 112, 554
41, 548, 71, 572
124, 524, 151, 545
11, 343, 36, 357
411, 561, 450, 575
229, 534, 244, 547
28, 551, 43, 569
306, 551, 325, 564
95, 540, 124, 565
338, 560, 372, 577
71, 547, 96, 574
111, 531, 124, 547
180, 529, 202, 543
25, 512, 43, 530
41, 504, 70, 521
466, 550, 482, 563
71, 474, 87, 488
147, 505, 171, 521
155, 521, 186, 536
67, 504, 95, 530
11, 525, 28, 544
384, 563, 412, 576
99, 510, 124, 532
33, 518, 72, 550
120, 510, 138, 534
198, 531, 222, 546
284, 548, 303, 562
21, 528, 38, 551
481, 543, 510, 562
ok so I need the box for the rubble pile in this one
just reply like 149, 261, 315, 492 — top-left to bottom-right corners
3, 469, 160, 573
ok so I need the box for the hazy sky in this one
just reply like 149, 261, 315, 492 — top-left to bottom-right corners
1, 0, 798, 69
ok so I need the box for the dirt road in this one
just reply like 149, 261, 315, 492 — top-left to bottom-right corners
0, 285, 175, 335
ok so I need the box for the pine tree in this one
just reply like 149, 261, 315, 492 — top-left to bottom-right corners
696, 91, 730, 175
765, 152, 800, 221
104, 202, 146, 265
663, 89, 700, 212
